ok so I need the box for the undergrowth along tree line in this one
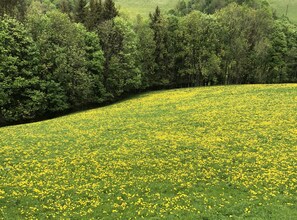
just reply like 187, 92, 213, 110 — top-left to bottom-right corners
0, 0, 296, 125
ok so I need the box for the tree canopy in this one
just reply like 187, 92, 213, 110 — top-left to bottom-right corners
0, 0, 296, 125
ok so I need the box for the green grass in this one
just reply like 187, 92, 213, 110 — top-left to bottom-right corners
268, 0, 297, 23
114, 0, 179, 18
0, 84, 297, 219
115, 0, 297, 23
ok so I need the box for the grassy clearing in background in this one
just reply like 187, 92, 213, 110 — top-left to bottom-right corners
115, 0, 297, 23
0, 84, 297, 219
268, 0, 297, 23
115, 0, 179, 18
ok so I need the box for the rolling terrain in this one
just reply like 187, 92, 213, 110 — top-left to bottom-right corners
269, 0, 297, 23
115, 0, 297, 23
114, 0, 179, 17
0, 84, 296, 219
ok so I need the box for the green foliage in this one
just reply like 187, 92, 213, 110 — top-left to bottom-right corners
149, 7, 172, 86
85, 0, 103, 30
73, 0, 118, 29
0, 17, 44, 124
0, 0, 30, 20
103, 0, 119, 20
172, 0, 271, 16
166, 2, 296, 86
134, 15, 156, 88
0, 0, 296, 126
57, 0, 72, 14
83, 29, 106, 103
178, 11, 221, 86
0, 1, 297, 218
98, 17, 141, 99
265, 18, 297, 82
27, 9, 105, 110
215, 3, 276, 84
110, 18, 141, 92
74, 0, 88, 23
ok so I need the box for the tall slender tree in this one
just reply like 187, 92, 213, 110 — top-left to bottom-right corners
102, 0, 118, 21
86, 0, 103, 30
58, 0, 72, 16
75, 0, 88, 24
149, 6, 171, 86
134, 15, 156, 88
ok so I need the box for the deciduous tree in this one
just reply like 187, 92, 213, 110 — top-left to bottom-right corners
0, 17, 44, 124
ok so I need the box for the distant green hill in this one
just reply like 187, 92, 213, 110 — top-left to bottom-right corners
115, 0, 297, 23
114, 0, 179, 17
268, 0, 297, 23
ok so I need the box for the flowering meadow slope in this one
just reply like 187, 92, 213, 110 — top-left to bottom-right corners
0, 84, 296, 219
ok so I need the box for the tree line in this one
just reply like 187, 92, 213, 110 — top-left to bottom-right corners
0, 0, 296, 126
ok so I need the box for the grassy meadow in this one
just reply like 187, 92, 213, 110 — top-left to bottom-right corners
269, 0, 297, 23
115, 0, 297, 23
0, 84, 296, 219
114, 0, 179, 17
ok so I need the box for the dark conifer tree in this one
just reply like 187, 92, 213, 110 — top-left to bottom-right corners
0, 0, 28, 20
96, 0, 104, 22
75, 0, 88, 24
102, 0, 118, 21
59, 0, 72, 16
149, 6, 171, 86
86, 0, 103, 30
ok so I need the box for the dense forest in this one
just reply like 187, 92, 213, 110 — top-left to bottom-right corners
0, 0, 296, 126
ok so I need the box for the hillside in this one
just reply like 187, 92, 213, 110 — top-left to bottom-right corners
0, 84, 296, 219
114, 0, 179, 17
269, 0, 297, 23
115, 0, 297, 23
